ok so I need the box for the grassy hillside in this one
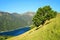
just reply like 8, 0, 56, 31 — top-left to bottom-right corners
7, 14, 60, 40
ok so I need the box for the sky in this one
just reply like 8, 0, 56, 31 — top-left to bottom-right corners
0, 0, 60, 13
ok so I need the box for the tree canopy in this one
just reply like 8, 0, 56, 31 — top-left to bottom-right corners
32, 6, 57, 27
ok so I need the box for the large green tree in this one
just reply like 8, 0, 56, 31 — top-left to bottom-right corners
32, 6, 57, 27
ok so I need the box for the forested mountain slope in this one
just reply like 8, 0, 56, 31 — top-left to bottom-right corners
0, 11, 35, 32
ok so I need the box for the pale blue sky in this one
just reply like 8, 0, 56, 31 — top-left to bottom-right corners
0, 0, 60, 13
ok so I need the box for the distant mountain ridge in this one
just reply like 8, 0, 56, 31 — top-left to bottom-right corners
0, 11, 35, 32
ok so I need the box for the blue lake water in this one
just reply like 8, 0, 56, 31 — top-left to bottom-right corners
0, 27, 30, 36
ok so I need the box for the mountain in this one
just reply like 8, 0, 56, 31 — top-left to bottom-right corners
0, 11, 35, 32
7, 14, 60, 40
22, 12, 35, 16
21, 12, 35, 26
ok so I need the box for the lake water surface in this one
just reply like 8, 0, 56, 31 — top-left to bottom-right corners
0, 27, 30, 36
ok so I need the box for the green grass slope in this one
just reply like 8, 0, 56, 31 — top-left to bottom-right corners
7, 14, 60, 40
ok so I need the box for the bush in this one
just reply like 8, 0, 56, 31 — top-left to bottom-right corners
30, 25, 36, 29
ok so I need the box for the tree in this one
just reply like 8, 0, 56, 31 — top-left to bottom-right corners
32, 6, 57, 27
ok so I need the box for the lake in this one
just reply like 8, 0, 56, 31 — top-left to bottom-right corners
0, 27, 30, 36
